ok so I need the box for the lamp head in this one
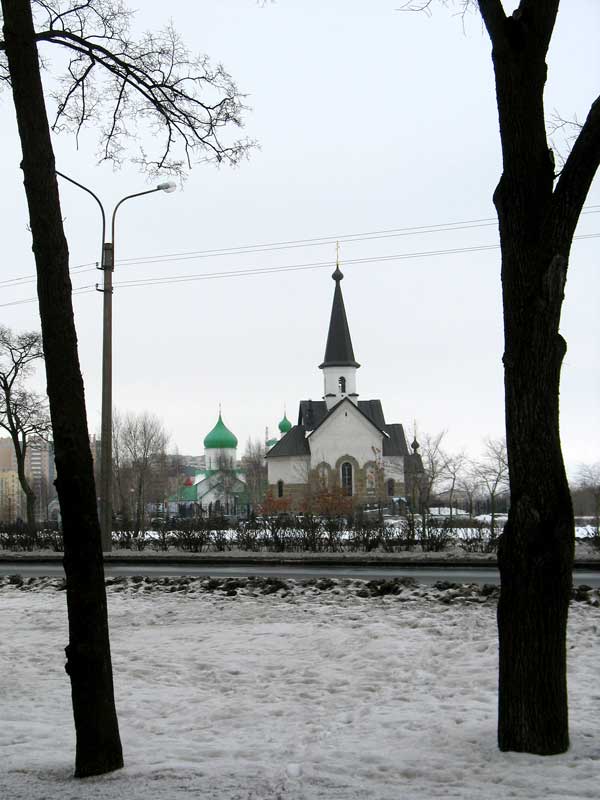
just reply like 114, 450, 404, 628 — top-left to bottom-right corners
157, 181, 177, 193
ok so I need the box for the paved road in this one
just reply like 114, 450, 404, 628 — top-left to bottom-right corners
2, 561, 600, 587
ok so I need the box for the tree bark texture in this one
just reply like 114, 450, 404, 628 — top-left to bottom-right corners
1, 0, 123, 777
479, 0, 600, 754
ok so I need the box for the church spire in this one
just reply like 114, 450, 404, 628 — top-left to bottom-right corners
319, 244, 360, 370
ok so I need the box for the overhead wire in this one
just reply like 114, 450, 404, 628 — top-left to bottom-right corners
1, 204, 599, 289
1, 230, 598, 309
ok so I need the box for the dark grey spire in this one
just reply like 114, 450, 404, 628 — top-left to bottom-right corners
319, 266, 360, 369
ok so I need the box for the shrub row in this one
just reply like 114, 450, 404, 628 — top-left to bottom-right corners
3, 515, 598, 554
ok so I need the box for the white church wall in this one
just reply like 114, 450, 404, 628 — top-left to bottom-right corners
268, 456, 311, 485
205, 447, 236, 471
309, 403, 383, 469
383, 456, 404, 483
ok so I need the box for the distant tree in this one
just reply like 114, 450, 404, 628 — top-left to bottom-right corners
416, 431, 447, 513
241, 438, 268, 508
113, 411, 169, 536
475, 438, 509, 536
440, 450, 467, 525
576, 463, 600, 536
0, 326, 52, 529
0, 0, 251, 777
457, 462, 482, 519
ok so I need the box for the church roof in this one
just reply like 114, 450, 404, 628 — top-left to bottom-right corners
264, 425, 310, 458
267, 399, 407, 459
382, 424, 411, 457
319, 267, 360, 369
266, 399, 412, 460
203, 412, 238, 450
306, 397, 389, 440
298, 399, 387, 431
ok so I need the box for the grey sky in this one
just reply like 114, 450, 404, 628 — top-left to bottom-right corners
1, 1, 599, 474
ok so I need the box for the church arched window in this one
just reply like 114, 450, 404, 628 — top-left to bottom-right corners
341, 462, 353, 496
277, 479, 284, 498
338, 376, 346, 393
387, 478, 395, 497
318, 465, 328, 489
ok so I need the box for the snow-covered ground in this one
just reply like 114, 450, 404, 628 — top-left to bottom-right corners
1, 577, 598, 800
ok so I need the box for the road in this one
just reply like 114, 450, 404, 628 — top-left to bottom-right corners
2, 560, 600, 586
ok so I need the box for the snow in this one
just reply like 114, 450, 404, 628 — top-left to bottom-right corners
1, 578, 599, 800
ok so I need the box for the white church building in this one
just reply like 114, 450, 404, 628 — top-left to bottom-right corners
265, 264, 423, 509
170, 411, 248, 515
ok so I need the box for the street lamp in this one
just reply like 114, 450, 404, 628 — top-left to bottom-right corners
56, 172, 176, 551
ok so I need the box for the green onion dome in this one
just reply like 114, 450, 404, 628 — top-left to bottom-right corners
278, 413, 292, 434
266, 438, 279, 448
204, 413, 238, 450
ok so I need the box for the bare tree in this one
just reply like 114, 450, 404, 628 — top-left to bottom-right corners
457, 461, 482, 519
409, 0, 600, 753
0, 0, 251, 778
241, 438, 267, 509
440, 450, 467, 525
417, 431, 447, 513
576, 463, 600, 537
475, 438, 509, 536
0, 326, 52, 529
114, 411, 169, 536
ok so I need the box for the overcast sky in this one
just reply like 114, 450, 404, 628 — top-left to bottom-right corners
1, 1, 599, 474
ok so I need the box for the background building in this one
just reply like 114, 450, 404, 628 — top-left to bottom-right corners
0, 437, 55, 522
266, 266, 423, 510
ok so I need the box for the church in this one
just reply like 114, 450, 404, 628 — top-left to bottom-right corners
171, 411, 248, 515
265, 263, 423, 510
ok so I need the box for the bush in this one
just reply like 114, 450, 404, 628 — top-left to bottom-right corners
0, 521, 63, 551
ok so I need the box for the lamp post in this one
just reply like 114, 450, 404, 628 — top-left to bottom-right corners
56, 172, 176, 551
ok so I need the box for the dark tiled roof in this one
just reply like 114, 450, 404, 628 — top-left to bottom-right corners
298, 398, 387, 432
382, 424, 410, 456
319, 270, 360, 369
265, 425, 310, 458
298, 400, 327, 430
305, 397, 389, 440
358, 400, 386, 429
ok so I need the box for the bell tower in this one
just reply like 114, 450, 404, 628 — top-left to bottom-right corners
319, 247, 360, 410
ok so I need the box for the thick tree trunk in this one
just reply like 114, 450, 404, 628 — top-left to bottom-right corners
496, 213, 574, 754
476, 0, 592, 754
1, 0, 123, 777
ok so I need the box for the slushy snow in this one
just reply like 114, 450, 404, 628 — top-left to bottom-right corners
1, 578, 598, 799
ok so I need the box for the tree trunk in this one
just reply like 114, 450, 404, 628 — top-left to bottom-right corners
483, 2, 574, 753
497, 234, 574, 754
1, 0, 123, 777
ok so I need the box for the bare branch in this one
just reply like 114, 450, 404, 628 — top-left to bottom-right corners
19, 1, 255, 175
550, 94, 600, 249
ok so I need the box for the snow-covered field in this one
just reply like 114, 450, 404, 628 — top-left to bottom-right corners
1, 577, 598, 800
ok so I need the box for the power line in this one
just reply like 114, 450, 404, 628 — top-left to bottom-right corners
2, 204, 599, 288
1, 216, 500, 287
111, 232, 600, 289
2, 231, 598, 309
0, 285, 96, 309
